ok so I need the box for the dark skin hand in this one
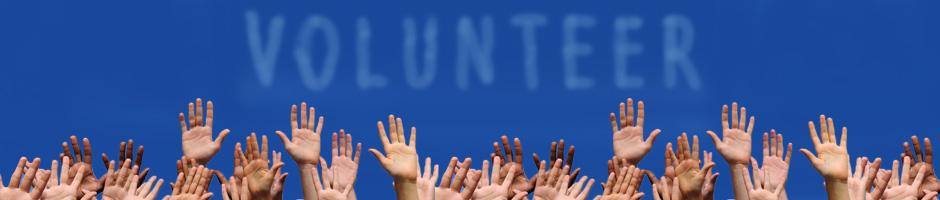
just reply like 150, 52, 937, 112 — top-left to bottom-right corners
532, 139, 581, 186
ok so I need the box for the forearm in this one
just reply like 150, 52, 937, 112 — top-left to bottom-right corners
393, 179, 419, 200
348, 189, 357, 200
824, 179, 849, 200
728, 163, 749, 200
299, 163, 319, 200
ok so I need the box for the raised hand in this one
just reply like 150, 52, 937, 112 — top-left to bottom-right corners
706, 103, 754, 165
240, 133, 285, 200
652, 177, 680, 200
555, 176, 594, 200
270, 151, 288, 200
102, 159, 141, 200
435, 158, 480, 200
222, 177, 250, 200
800, 115, 850, 200
180, 98, 230, 165
492, 136, 535, 196
757, 130, 792, 194
175, 156, 214, 192
322, 130, 362, 198
611, 98, 661, 166
312, 160, 354, 200
165, 165, 214, 200
701, 151, 719, 200
0, 157, 49, 200
533, 160, 566, 200
44, 157, 91, 200
473, 157, 518, 200
102, 139, 150, 188
416, 157, 439, 200
533, 139, 581, 186
596, 165, 644, 200
847, 157, 882, 200
369, 115, 419, 200
742, 162, 786, 200
884, 156, 927, 200
275, 102, 324, 166
61, 136, 104, 195
903, 136, 938, 198
670, 133, 716, 200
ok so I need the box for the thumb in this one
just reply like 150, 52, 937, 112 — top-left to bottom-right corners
799, 149, 819, 165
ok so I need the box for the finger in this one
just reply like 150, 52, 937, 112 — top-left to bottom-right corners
501, 136, 514, 163
731, 103, 739, 129
926, 138, 933, 164
290, 105, 298, 130
70, 136, 82, 163
763, 132, 770, 158
20, 158, 40, 192
620, 102, 627, 128
550, 142, 558, 167
9, 157, 26, 188
188, 102, 196, 129
840, 126, 847, 148
611, 113, 620, 133
195, 98, 204, 126
800, 149, 819, 166
819, 116, 829, 144
913, 136, 924, 163
440, 157, 458, 188
809, 121, 821, 147
739, 106, 746, 130
637, 101, 645, 127
300, 102, 308, 129
215, 129, 230, 147
396, 118, 405, 144
706, 131, 721, 146
514, 138, 524, 164
627, 98, 635, 127
378, 121, 390, 148
409, 127, 417, 148
721, 105, 729, 130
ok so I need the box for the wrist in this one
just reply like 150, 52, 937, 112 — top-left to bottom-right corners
725, 160, 748, 166
682, 192, 704, 200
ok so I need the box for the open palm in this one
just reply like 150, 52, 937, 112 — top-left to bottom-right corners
611, 99, 661, 165
801, 115, 849, 181
706, 103, 753, 165
370, 115, 419, 181
276, 103, 323, 165
180, 99, 230, 165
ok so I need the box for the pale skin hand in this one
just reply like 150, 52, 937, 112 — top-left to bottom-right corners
756, 130, 792, 200
240, 133, 285, 200
62, 136, 104, 195
102, 159, 140, 200
532, 139, 581, 186
595, 165, 645, 200
415, 157, 439, 200
311, 161, 354, 200
671, 133, 716, 200
800, 115, 850, 200
652, 177, 680, 200
435, 157, 480, 200
270, 151, 288, 200
0, 157, 50, 200
101, 139, 149, 186
847, 157, 882, 200
611, 99, 662, 166
44, 157, 90, 200
492, 136, 536, 196
704, 103, 753, 200
273, 103, 323, 200
164, 165, 214, 200
884, 156, 928, 200
474, 157, 519, 200
180, 98, 231, 165
102, 159, 163, 200
533, 160, 567, 200
903, 136, 938, 198
322, 130, 362, 200
369, 115, 419, 200
742, 163, 786, 200
221, 177, 251, 200
701, 151, 719, 200
556, 176, 594, 200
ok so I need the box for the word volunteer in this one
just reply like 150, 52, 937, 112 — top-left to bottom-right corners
245, 10, 702, 91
